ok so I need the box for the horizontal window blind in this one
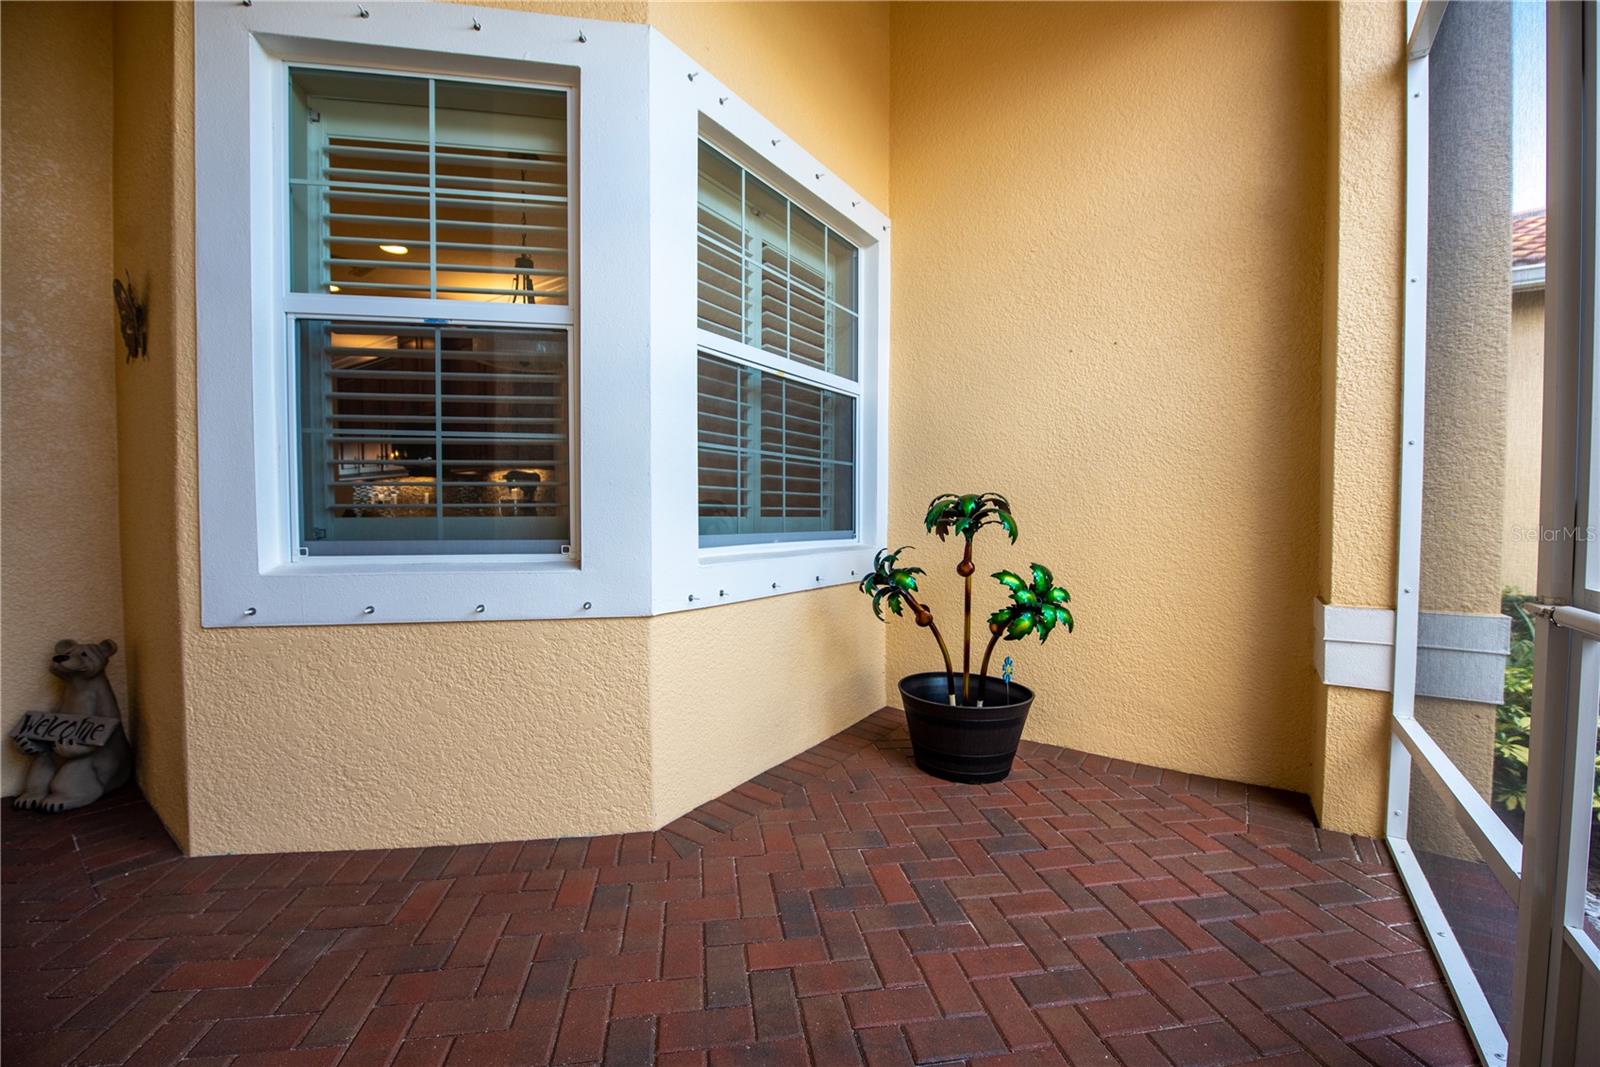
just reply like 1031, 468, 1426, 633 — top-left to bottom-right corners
697, 141, 859, 380
289, 68, 569, 306
295, 319, 570, 555
697, 353, 855, 546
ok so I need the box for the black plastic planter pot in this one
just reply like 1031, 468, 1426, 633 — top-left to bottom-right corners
897, 671, 1035, 784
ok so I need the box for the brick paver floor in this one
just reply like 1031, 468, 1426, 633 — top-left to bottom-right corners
2, 710, 1479, 1066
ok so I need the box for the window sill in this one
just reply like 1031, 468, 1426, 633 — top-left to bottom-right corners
268, 555, 576, 577
697, 540, 864, 565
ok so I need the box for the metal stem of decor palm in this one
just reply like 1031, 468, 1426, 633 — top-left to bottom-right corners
859, 547, 957, 700
924, 493, 1018, 702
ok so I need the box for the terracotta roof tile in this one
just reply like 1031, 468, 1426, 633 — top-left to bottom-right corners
1512, 209, 1545, 266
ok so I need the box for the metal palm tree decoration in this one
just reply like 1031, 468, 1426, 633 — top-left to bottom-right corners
980, 563, 1073, 700
865, 493, 1075, 706
924, 493, 1018, 702
860, 547, 956, 698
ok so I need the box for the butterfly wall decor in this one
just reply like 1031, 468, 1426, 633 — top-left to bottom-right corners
112, 271, 148, 362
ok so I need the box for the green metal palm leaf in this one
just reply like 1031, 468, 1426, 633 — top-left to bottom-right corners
859, 546, 926, 621
859, 545, 957, 698
924, 492, 1018, 545
989, 562, 1073, 643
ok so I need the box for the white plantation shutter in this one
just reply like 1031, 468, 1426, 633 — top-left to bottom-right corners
695, 142, 861, 546
697, 144, 746, 342
696, 142, 860, 380
694, 141, 860, 547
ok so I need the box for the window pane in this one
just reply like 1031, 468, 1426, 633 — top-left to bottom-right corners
296, 319, 569, 554
827, 227, 857, 314
746, 175, 789, 357
433, 80, 568, 305
289, 69, 430, 297
697, 353, 854, 546
696, 141, 860, 380
697, 142, 744, 342
830, 308, 859, 382
289, 68, 569, 305
789, 207, 828, 370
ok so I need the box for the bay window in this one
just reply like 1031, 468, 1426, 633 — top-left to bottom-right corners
195, 2, 887, 626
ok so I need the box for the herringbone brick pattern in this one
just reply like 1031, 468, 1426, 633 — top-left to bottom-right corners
2, 710, 1477, 1066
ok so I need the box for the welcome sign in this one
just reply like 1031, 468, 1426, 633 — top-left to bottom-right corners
10, 712, 117, 749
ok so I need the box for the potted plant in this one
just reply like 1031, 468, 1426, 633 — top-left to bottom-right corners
860, 493, 1074, 783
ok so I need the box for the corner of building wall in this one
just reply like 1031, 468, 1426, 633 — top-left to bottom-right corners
0, 1, 130, 800
1313, 686, 1390, 838
647, 588, 887, 829
1308, 683, 1331, 824
1311, 0, 1404, 845
109, 0, 195, 852
645, 0, 891, 208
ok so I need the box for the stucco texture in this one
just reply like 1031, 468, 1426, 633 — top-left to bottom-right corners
189, 620, 655, 854
94, 0, 890, 854
8, 0, 1420, 852
1311, 1, 1405, 837
649, 585, 885, 825
1, 3, 129, 798
1502, 288, 1544, 593
648, 1, 891, 207
110, 0, 198, 846
1409, 0, 1514, 861
886, 1, 1327, 796
1420, 0, 1511, 621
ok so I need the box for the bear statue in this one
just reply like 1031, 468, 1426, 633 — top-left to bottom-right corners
12, 639, 133, 813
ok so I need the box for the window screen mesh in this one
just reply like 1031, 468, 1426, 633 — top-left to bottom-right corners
697, 353, 854, 545
296, 320, 570, 555
289, 68, 569, 305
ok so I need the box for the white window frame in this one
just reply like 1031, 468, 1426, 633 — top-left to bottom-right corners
1386, 4, 1600, 1066
693, 138, 865, 552
282, 62, 577, 560
198, 2, 652, 625
644, 30, 890, 615
196, 3, 891, 627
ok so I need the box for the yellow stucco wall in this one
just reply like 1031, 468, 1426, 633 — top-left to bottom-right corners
886, 1, 1327, 795
1312, 1, 1404, 837
111, 0, 200, 844
649, 586, 885, 824
1503, 288, 1545, 593
11, 0, 1416, 850
1, 2, 129, 799
92, 0, 889, 853
649, 1, 890, 208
